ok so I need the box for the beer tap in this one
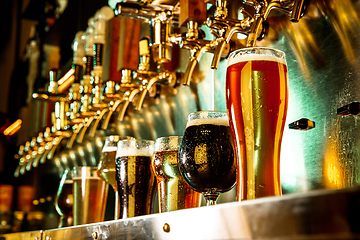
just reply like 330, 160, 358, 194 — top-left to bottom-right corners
19, 141, 31, 175
32, 127, 53, 167
14, 144, 25, 177
134, 38, 178, 111
32, 69, 72, 161
74, 6, 114, 144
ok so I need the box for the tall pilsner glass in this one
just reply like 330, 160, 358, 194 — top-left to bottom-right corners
97, 135, 134, 220
226, 47, 289, 201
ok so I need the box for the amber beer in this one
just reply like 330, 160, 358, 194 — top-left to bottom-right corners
72, 167, 108, 225
115, 139, 155, 219
152, 136, 202, 213
226, 47, 289, 201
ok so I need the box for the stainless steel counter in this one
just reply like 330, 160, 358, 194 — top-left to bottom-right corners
2, 186, 360, 240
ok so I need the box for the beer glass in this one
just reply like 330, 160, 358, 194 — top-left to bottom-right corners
225, 47, 288, 200
97, 135, 134, 220
152, 136, 202, 212
178, 111, 236, 206
72, 166, 108, 225
54, 169, 73, 227
116, 139, 155, 218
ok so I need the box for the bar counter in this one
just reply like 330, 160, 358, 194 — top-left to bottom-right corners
1, 186, 360, 240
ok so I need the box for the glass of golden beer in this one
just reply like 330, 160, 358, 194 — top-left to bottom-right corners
152, 136, 202, 212
226, 47, 289, 201
54, 169, 73, 227
72, 166, 108, 225
97, 135, 134, 220
115, 139, 155, 218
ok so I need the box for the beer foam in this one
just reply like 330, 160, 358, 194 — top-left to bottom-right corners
102, 146, 118, 152
116, 145, 154, 157
228, 50, 286, 67
186, 116, 229, 128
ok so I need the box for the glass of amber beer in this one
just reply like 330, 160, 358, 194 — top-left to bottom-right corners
72, 166, 108, 225
225, 47, 288, 201
178, 111, 236, 206
152, 136, 202, 212
115, 139, 155, 218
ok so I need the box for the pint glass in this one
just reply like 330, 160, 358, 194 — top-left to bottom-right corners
72, 166, 108, 225
226, 47, 289, 201
152, 136, 202, 212
116, 139, 155, 218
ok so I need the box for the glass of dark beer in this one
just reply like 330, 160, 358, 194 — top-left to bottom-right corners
178, 111, 236, 206
152, 136, 202, 212
115, 139, 155, 218
97, 135, 134, 220
54, 169, 73, 227
226, 47, 288, 201
72, 166, 108, 225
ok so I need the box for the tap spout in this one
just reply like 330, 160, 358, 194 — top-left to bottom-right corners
118, 89, 141, 121
290, 0, 308, 22
77, 116, 95, 144
135, 71, 176, 111
88, 108, 109, 137
102, 99, 123, 130
47, 135, 66, 160
66, 124, 83, 149
39, 141, 53, 164
32, 145, 44, 168
183, 41, 213, 86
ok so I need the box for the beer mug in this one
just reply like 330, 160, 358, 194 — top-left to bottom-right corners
152, 136, 202, 212
226, 47, 289, 200
72, 166, 108, 225
116, 139, 155, 218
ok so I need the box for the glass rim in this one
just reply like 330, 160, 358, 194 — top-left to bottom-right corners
155, 135, 183, 141
229, 47, 285, 57
227, 47, 286, 67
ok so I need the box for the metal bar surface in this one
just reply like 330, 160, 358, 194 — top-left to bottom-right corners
3, 187, 359, 240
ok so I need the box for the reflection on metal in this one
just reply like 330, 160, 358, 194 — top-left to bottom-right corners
3, 187, 360, 239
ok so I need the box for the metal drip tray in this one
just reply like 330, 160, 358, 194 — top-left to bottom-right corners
2, 187, 360, 240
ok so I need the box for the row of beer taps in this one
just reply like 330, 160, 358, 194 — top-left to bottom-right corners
14, 0, 310, 177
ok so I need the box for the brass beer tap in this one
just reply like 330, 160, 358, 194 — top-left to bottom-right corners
74, 6, 115, 144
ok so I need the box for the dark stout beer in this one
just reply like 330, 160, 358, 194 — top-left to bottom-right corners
226, 48, 288, 200
178, 118, 236, 194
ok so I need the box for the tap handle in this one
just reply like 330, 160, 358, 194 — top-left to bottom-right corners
288, 118, 315, 130
179, 0, 207, 27
337, 102, 360, 116
290, 0, 310, 23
